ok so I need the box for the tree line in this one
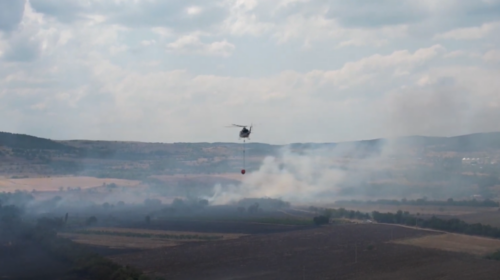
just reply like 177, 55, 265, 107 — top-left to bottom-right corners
371, 210, 500, 239
311, 207, 371, 225
337, 198, 499, 207
309, 206, 500, 240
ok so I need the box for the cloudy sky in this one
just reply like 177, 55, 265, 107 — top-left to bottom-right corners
0, 0, 499, 144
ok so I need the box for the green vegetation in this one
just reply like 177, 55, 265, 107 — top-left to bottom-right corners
372, 210, 500, 238
248, 217, 313, 226
308, 206, 500, 239
486, 250, 500, 261
74, 229, 223, 241
309, 207, 371, 226
312, 207, 371, 221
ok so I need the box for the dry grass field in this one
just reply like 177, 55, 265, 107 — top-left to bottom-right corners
0, 176, 141, 192
59, 233, 179, 249
393, 233, 500, 256
59, 227, 246, 250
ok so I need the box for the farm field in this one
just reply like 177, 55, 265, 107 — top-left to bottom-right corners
107, 223, 500, 280
59, 227, 246, 250
393, 233, 500, 256
59, 233, 179, 250
0, 176, 141, 192
123, 218, 316, 234
458, 210, 500, 228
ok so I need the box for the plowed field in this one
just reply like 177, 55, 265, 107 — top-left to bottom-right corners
109, 224, 500, 280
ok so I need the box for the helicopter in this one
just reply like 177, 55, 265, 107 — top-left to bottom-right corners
227, 124, 253, 175
230, 124, 252, 140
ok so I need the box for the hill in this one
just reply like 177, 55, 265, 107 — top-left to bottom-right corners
0, 131, 73, 150
0, 130, 499, 183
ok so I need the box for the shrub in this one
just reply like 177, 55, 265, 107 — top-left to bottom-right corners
313, 215, 329, 226
486, 250, 500, 261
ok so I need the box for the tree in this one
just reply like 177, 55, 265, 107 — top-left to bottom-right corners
145, 215, 151, 224
198, 199, 209, 207
248, 203, 259, 214
86, 216, 98, 226
0, 205, 23, 226
144, 198, 162, 207
37, 217, 64, 230
323, 208, 334, 219
313, 215, 329, 226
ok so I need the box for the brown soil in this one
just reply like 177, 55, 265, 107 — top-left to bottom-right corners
109, 224, 500, 280
393, 233, 500, 256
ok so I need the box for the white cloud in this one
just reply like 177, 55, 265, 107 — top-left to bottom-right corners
443, 50, 466, 58
483, 49, 500, 62
151, 27, 173, 37
141, 40, 156, 46
1, 0, 500, 143
186, 6, 203, 16
166, 35, 235, 57
434, 21, 500, 40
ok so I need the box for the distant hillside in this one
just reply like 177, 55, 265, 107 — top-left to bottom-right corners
2, 130, 500, 153
0, 132, 73, 150
388, 132, 500, 152
0, 130, 499, 180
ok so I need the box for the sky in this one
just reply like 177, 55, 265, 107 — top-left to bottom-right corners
0, 0, 499, 144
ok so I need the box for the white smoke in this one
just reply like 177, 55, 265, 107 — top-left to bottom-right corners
208, 144, 390, 205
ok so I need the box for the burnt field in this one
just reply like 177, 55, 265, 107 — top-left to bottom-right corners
122, 218, 315, 235
109, 223, 500, 280
0, 237, 82, 280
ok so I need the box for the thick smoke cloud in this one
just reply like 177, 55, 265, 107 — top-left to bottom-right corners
209, 143, 391, 205
209, 133, 499, 206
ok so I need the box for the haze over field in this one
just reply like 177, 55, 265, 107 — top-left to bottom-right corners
1, 130, 500, 208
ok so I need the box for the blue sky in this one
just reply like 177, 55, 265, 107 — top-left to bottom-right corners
0, 0, 499, 144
